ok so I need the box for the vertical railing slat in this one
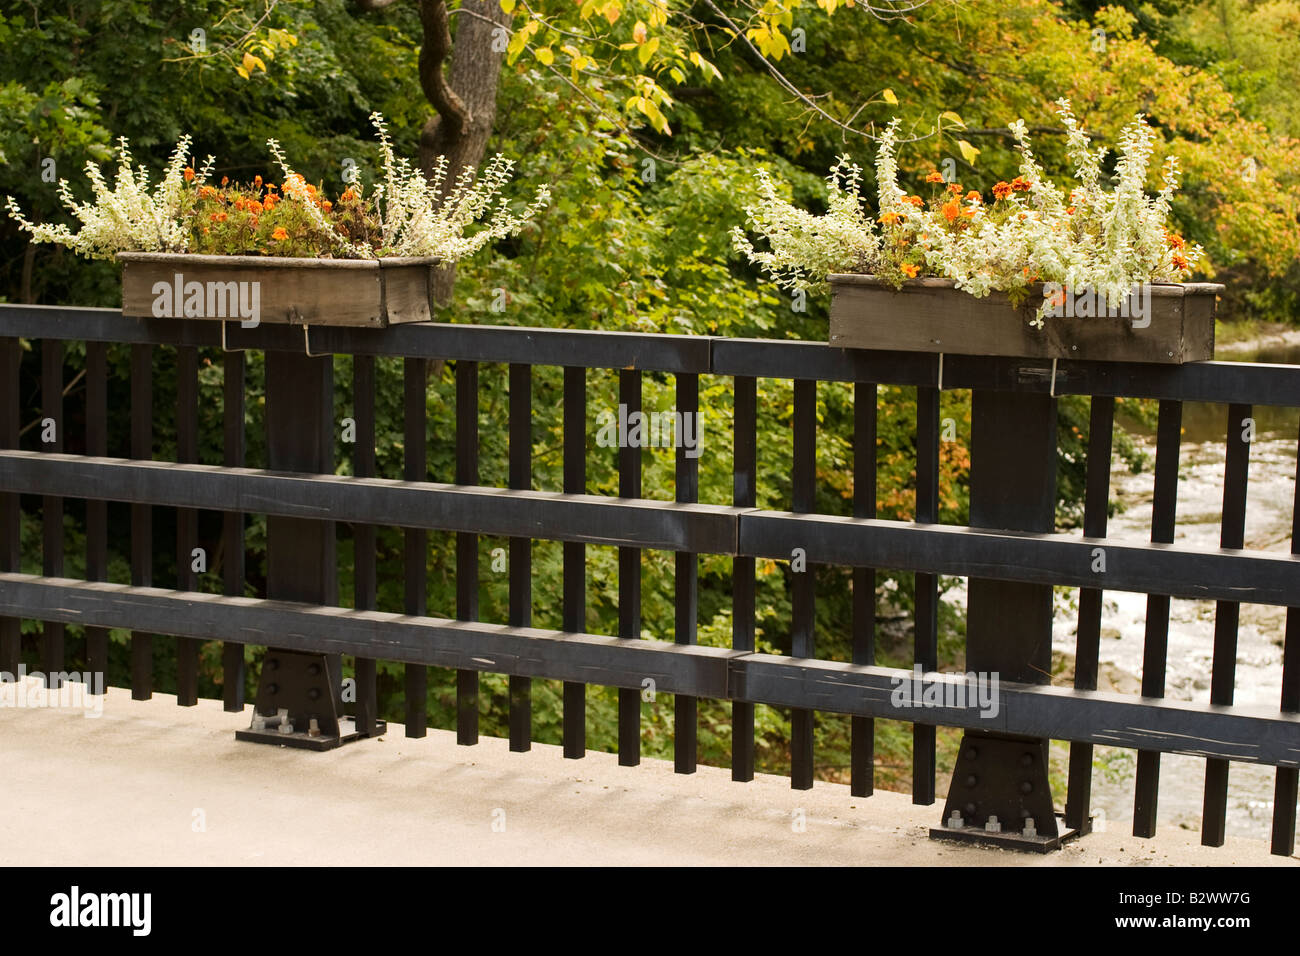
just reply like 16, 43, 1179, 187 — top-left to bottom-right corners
456, 360, 480, 745
851, 379, 877, 798
221, 350, 246, 712
130, 344, 153, 699
617, 368, 642, 766
562, 365, 586, 758
174, 346, 200, 706
1133, 398, 1182, 837
41, 340, 64, 685
790, 378, 817, 790
84, 342, 109, 680
1065, 395, 1115, 831
1202, 402, 1251, 847
731, 375, 757, 783
508, 362, 532, 751
912, 383, 940, 805
1271, 421, 1300, 856
0, 337, 20, 676
403, 357, 428, 737
674, 372, 699, 774
352, 354, 378, 734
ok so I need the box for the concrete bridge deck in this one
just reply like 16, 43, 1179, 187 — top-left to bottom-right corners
0, 683, 1291, 866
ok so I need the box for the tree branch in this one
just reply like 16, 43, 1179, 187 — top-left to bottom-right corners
417, 0, 470, 138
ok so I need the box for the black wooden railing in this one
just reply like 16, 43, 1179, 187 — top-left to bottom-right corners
0, 304, 1298, 855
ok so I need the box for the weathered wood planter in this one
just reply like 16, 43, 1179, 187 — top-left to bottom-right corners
118, 252, 437, 328
828, 275, 1224, 364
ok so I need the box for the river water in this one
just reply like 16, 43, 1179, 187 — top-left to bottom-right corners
1050, 340, 1300, 844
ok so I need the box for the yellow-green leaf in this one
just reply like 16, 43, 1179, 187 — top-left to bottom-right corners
535, 47, 554, 65
882, 87, 898, 105
236, 65, 250, 80
940, 110, 965, 127
956, 140, 980, 164
500, 0, 516, 12
638, 35, 659, 66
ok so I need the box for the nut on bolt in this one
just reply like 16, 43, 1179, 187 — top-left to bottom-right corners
947, 810, 964, 829
984, 815, 1002, 833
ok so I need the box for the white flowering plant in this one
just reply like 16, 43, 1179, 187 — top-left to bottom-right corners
6, 112, 551, 262
732, 100, 1204, 326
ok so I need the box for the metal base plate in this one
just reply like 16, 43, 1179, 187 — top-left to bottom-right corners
235, 717, 387, 752
930, 814, 1087, 854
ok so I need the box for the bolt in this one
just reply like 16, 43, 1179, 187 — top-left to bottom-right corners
965, 774, 978, 788
308, 718, 321, 737
251, 714, 266, 731
307, 687, 321, 701
1021, 781, 1033, 794
966, 746, 979, 760
947, 811, 964, 829
1023, 818, 1037, 838
985, 815, 1002, 833
964, 803, 976, 817
1020, 753, 1033, 768
267, 683, 279, 696
307, 662, 321, 676
267, 658, 279, 671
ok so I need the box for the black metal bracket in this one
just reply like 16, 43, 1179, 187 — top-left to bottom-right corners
235, 648, 385, 752
929, 732, 1082, 853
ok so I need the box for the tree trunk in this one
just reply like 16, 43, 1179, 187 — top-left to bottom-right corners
417, 0, 511, 305
20, 243, 35, 304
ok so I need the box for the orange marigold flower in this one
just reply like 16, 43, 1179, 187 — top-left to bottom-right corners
965, 190, 981, 202
254, 175, 263, 188
322, 200, 333, 213
340, 187, 356, 202
1010, 176, 1031, 192
183, 167, 194, 182
901, 263, 919, 278
904, 195, 925, 207
1066, 206, 1076, 215
992, 182, 1012, 200
941, 200, 960, 223
263, 195, 278, 210
879, 211, 902, 225
947, 183, 963, 194
1166, 233, 1186, 250
272, 227, 289, 241
221, 176, 229, 187
925, 171, 945, 184
305, 183, 317, 196
1171, 253, 1189, 270
248, 200, 263, 214
217, 212, 227, 222
198, 185, 214, 199
234, 198, 246, 211
960, 207, 976, 219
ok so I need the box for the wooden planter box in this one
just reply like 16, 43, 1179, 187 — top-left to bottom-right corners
828, 275, 1224, 364
118, 252, 437, 328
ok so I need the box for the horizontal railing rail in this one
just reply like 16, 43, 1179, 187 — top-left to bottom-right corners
3, 572, 1297, 766
1, 451, 1298, 605
6, 304, 1300, 404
